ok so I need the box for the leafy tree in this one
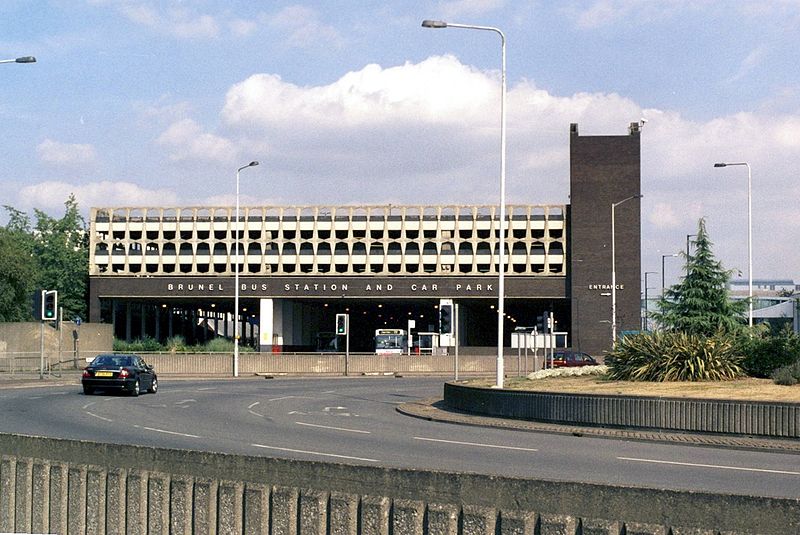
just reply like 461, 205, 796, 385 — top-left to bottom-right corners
652, 218, 747, 336
33, 195, 89, 321
0, 208, 37, 321
0, 196, 89, 322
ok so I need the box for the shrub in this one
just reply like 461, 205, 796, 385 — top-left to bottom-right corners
738, 331, 800, 378
112, 336, 162, 352
203, 337, 236, 353
164, 336, 188, 353
605, 331, 744, 382
771, 360, 800, 386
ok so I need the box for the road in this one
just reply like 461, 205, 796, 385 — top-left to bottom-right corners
1, 376, 798, 499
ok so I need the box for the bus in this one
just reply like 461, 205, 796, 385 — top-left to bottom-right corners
374, 328, 408, 355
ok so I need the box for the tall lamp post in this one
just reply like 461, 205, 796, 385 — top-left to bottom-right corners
0, 56, 36, 64
234, 161, 259, 377
686, 233, 697, 259
661, 253, 679, 295
611, 194, 643, 346
714, 162, 753, 328
422, 18, 508, 387
643, 271, 657, 330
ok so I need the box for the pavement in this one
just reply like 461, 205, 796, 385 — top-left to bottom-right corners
397, 398, 800, 455
3, 372, 798, 454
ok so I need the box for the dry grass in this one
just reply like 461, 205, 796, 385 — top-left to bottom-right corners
468, 375, 800, 403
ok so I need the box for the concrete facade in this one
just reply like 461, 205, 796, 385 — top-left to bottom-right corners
1, 433, 797, 534
87, 123, 641, 357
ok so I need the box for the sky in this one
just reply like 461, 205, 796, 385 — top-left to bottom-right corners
2, 1, 800, 289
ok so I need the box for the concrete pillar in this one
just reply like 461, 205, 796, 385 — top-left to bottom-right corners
244, 484, 270, 535
31, 461, 50, 534
259, 298, 276, 352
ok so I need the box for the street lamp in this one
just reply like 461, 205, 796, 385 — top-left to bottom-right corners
661, 253, 679, 295
234, 160, 259, 377
611, 194, 643, 346
0, 56, 36, 64
714, 162, 753, 328
643, 271, 657, 330
422, 18, 508, 388
686, 234, 697, 259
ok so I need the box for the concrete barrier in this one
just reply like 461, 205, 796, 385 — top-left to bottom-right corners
0, 433, 797, 534
443, 382, 800, 439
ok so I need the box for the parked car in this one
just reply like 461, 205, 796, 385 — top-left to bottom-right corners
548, 350, 598, 368
82, 354, 158, 396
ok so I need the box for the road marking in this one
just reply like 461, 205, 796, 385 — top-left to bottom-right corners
295, 421, 371, 434
618, 457, 800, 476
134, 425, 201, 438
86, 412, 113, 422
175, 399, 196, 405
414, 437, 539, 452
248, 401, 260, 409
251, 443, 379, 462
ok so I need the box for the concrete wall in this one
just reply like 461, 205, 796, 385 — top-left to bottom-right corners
444, 382, 800, 438
1, 433, 797, 534
0, 322, 113, 372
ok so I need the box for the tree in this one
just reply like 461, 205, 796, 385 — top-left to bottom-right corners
33, 195, 89, 321
0, 214, 37, 321
652, 218, 747, 336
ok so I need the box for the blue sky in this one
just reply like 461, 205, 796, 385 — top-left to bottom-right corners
2, 1, 800, 287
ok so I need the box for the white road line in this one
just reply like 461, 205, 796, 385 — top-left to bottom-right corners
617, 457, 800, 476
134, 425, 201, 439
175, 399, 196, 405
414, 436, 539, 452
86, 412, 113, 422
295, 421, 371, 434
268, 395, 298, 402
251, 443, 378, 462
248, 401, 260, 409
249, 410, 265, 418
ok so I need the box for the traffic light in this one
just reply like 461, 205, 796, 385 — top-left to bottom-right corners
439, 304, 452, 335
535, 313, 546, 332
335, 313, 348, 335
42, 290, 58, 321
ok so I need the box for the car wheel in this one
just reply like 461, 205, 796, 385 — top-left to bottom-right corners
131, 379, 140, 397
83, 385, 93, 395
148, 376, 158, 394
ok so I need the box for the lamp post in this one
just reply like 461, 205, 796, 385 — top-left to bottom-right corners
611, 194, 643, 346
714, 162, 753, 328
422, 18, 508, 387
661, 253, 679, 295
0, 56, 36, 64
234, 161, 259, 377
686, 234, 697, 259
643, 271, 657, 330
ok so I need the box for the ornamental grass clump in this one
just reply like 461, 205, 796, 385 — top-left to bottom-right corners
605, 331, 745, 382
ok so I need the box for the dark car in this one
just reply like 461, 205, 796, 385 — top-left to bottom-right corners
548, 350, 598, 368
82, 354, 158, 396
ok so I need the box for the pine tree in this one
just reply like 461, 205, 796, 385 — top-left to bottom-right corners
652, 218, 747, 336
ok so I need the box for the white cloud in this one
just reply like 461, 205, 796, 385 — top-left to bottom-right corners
119, 4, 219, 39
439, 0, 506, 19
212, 54, 800, 278
262, 5, 343, 49
37, 139, 98, 166
17, 181, 180, 214
156, 118, 236, 163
